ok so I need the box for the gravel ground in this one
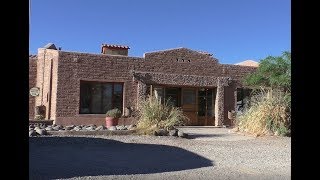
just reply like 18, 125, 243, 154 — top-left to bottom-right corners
29, 128, 291, 180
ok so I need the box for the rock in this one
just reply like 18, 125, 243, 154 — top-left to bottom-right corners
87, 124, 96, 128
29, 130, 37, 137
108, 126, 117, 131
178, 130, 188, 138
266, 130, 274, 136
86, 126, 96, 131
74, 127, 81, 131
96, 125, 106, 131
56, 125, 63, 130
116, 125, 127, 130
36, 129, 47, 135
169, 129, 178, 136
34, 126, 41, 131
65, 125, 74, 130
45, 127, 53, 131
52, 124, 57, 127
127, 124, 136, 130
40, 124, 46, 129
52, 126, 60, 131
155, 129, 169, 136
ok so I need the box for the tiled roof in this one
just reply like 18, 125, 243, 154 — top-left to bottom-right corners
235, 60, 259, 67
102, 44, 130, 49
29, 55, 37, 58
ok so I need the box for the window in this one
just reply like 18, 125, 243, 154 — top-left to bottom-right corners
152, 86, 181, 107
165, 88, 180, 107
236, 88, 252, 112
80, 81, 123, 114
182, 89, 196, 105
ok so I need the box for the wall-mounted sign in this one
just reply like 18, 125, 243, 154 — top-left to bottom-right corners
30, 87, 40, 96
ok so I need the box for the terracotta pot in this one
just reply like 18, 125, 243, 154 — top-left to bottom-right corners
105, 117, 119, 128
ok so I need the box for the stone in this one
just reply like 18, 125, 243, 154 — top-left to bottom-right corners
45, 127, 53, 131
40, 124, 46, 129
34, 126, 41, 131
52, 126, 60, 131
65, 125, 74, 130
108, 126, 117, 131
29, 130, 37, 137
86, 126, 96, 131
36, 129, 47, 135
96, 125, 106, 131
127, 124, 136, 130
116, 125, 127, 130
266, 130, 274, 136
169, 129, 178, 136
74, 127, 81, 131
178, 130, 188, 138
155, 129, 169, 136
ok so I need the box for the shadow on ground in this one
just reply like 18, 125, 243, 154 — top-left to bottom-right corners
29, 136, 213, 180
187, 133, 226, 139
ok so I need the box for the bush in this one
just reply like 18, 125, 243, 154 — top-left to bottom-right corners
136, 95, 188, 135
237, 88, 291, 136
106, 108, 122, 118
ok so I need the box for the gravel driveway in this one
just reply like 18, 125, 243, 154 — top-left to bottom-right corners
29, 127, 290, 180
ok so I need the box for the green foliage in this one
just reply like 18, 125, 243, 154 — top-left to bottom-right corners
105, 108, 122, 118
237, 88, 291, 136
136, 95, 188, 135
244, 51, 291, 92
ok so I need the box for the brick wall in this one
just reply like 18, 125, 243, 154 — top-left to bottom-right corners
36, 48, 256, 126
29, 56, 37, 119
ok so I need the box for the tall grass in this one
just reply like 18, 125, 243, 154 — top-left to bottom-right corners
136, 94, 189, 135
237, 88, 291, 136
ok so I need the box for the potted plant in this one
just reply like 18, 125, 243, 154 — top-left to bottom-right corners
105, 108, 122, 128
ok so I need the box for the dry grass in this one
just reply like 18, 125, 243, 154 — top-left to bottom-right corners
237, 88, 291, 136
136, 95, 189, 135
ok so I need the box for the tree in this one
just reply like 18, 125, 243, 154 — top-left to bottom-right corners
244, 51, 291, 92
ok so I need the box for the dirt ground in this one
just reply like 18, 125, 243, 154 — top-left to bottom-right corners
29, 127, 291, 180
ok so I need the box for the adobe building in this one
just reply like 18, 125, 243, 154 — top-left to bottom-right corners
29, 43, 258, 126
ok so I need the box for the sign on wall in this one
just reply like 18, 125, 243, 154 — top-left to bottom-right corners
30, 87, 40, 96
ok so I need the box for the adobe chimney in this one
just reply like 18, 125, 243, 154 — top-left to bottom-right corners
101, 44, 130, 56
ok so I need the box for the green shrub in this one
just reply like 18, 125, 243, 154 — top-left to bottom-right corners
237, 88, 291, 136
106, 108, 122, 118
136, 95, 188, 135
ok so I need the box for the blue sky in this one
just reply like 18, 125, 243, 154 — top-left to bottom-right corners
29, 0, 290, 64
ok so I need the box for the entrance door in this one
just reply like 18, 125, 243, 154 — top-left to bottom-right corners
197, 88, 215, 126
181, 88, 197, 125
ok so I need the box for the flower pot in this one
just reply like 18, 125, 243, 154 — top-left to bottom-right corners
106, 117, 119, 128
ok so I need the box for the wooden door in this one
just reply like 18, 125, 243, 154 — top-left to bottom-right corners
181, 88, 197, 125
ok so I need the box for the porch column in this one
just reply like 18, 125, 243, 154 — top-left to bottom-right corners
137, 81, 147, 106
215, 77, 230, 126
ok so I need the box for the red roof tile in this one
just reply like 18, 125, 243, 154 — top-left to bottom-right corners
101, 44, 130, 49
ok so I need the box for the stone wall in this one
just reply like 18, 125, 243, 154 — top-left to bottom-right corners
29, 55, 37, 119
33, 47, 257, 126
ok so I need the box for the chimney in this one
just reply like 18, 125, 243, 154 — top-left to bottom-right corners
101, 43, 130, 56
